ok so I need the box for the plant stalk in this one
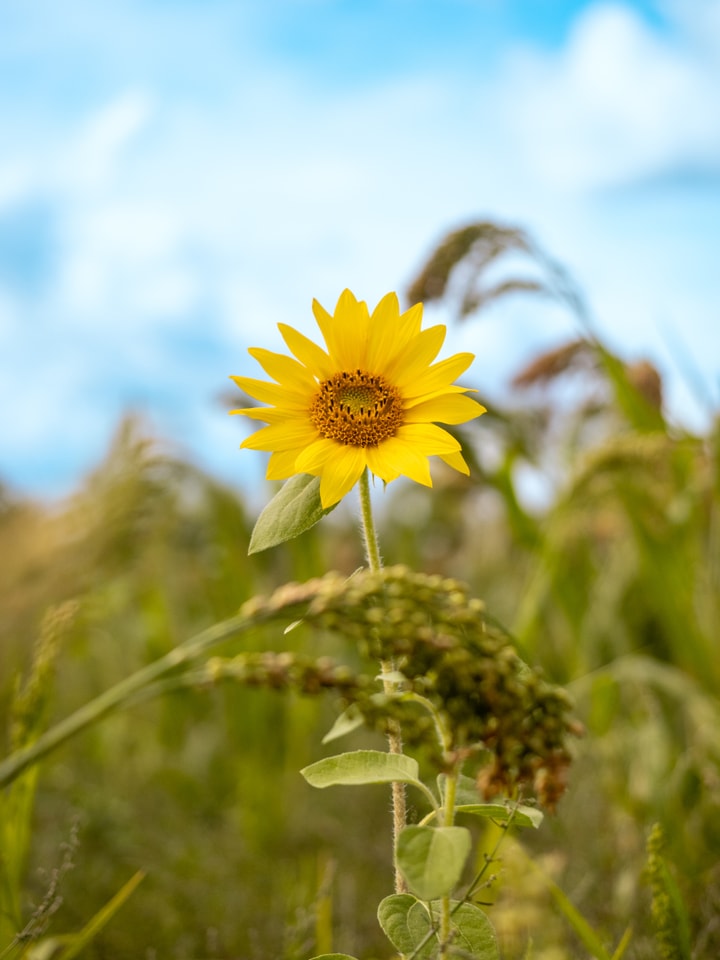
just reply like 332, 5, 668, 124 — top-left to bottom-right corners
358, 468, 408, 894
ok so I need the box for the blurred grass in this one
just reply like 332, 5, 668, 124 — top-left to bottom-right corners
2, 244, 720, 956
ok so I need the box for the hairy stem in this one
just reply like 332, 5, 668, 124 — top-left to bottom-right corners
358, 468, 408, 894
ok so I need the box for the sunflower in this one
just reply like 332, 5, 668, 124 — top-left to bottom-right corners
230, 289, 485, 508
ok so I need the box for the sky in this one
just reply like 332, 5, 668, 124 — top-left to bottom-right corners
1, 0, 719, 500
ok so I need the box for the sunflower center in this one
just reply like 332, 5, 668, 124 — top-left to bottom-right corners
309, 370, 404, 447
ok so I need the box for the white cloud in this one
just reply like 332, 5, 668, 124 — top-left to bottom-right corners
60, 92, 155, 193
503, 1, 720, 190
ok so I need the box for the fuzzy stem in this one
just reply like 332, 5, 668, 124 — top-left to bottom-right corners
358, 468, 382, 573
358, 468, 408, 894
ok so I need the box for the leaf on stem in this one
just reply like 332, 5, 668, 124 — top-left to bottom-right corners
248, 474, 336, 554
396, 825, 471, 901
453, 803, 543, 829
378, 896, 500, 960
377, 894, 433, 960
436, 774, 543, 828
432, 901, 500, 960
301, 750, 422, 789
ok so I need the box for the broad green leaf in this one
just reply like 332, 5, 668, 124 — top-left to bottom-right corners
321, 704, 366, 744
436, 775, 543, 828
248, 474, 336, 554
301, 750, 421, 789
405, 902, 437, 955
377, 894, 434, 958
401, 901, 499, 960
416, 901, 499, 960
396, 825, 471, 901
454, 803, 543, 829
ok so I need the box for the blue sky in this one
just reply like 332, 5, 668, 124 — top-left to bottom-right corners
1, 0, 719, 499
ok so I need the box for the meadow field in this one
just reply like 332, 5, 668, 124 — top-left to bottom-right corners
2, 240, 719, 959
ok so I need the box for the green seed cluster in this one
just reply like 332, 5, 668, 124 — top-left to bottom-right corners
238, 566, 577, 808
304, 566, 575, 807
202, 651, 366, 698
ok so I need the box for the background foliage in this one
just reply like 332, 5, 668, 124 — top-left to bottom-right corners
1, 225, 719, 958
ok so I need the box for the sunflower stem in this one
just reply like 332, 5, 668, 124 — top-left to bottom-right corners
358, 468, 382, 574
358, 468, 408, 894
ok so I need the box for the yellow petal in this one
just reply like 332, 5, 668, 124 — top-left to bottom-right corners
278, 323, 335, 380
295, 437, 337, 473
404, 393, 486, 425
366, 438, 432, 487
439, 450, 471, 475
386, 325, 446, 386
366, 296, 425, 375
241, 420, 318, 451
318, 446, 367, 507
395, 422, 462, 454
404, 385, 471, 408
266, 448, 303, 480
313, 290, 370, 370
248, 348, 317, 392
229, 406, 278, 422
399, 302, 423, 336
230, 375, 308, 409
364, 442, 401, 483
402, 352, 475, 399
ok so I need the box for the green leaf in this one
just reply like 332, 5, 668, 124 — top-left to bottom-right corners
436, 775, 542, 828
321, 704, 366, 744
454, 803, 543, 829
405, 903, 437, 956
396, 825, 471, 901
301, 750, 421, 789
396, 901, 499, 960
378, 894, 434, 958
248, 474, 336, 554
423, 901, 499, 959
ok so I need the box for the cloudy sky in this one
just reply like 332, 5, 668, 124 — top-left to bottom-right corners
1, 0, 719, 499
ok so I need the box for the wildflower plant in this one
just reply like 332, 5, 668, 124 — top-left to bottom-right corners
229, 290, 577, 960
